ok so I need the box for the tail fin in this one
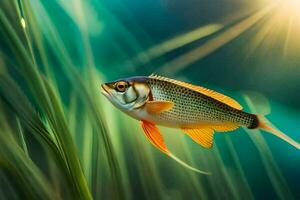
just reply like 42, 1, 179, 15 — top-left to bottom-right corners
257, 115, 300, 150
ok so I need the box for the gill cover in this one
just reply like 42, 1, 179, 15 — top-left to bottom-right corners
132, 82, 151, 109
101, 78, 151, 110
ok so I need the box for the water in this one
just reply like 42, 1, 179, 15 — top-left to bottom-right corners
0, 0, 299, 199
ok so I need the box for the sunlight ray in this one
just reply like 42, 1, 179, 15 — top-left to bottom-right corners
158, 3, 276, 74
129, 24, 223, 67
245, 12, 280, 59
283, 16, 294, 57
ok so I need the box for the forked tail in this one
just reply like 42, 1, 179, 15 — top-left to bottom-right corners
257, 115, 300, 149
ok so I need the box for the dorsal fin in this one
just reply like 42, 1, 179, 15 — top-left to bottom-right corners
149, 74, 242, 110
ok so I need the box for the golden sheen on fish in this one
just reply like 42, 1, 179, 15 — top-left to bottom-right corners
101, 74, 300, 173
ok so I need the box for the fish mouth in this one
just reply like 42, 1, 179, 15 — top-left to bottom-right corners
100, 84, 110, 97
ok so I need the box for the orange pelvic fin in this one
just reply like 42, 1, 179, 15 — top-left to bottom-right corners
181, 127, 214, 148
141, 120, 169, 153
145, 100, 174, 114
150, 74, 242, 110
141, 120, 211, 174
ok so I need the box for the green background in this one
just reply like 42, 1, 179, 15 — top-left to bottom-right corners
0, 0, 300, 199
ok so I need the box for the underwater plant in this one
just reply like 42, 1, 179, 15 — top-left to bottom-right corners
0, 0, 299, 199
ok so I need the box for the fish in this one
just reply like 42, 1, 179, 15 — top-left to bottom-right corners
101, 74, 300, 174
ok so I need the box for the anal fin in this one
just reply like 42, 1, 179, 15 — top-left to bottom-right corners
211, 123, 239, 132
181, 123, 240, 148
181, 128, 214, 148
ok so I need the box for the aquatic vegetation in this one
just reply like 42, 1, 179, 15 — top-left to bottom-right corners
0, 0, 299, 199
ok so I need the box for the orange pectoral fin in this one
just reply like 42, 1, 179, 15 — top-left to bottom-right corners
145, 101, 174, 114
181, 128, 214, 148
141, 120, 169, 154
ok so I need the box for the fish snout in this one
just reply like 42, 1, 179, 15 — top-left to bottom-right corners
100, 83, 110, 96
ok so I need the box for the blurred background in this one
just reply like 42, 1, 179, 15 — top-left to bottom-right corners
0, 0, 300, 199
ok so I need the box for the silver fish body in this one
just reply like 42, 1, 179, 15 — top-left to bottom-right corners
101, 74, 300, 154
143, 77, 257, 128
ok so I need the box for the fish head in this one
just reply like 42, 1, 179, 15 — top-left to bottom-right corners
101, 76, 150, 111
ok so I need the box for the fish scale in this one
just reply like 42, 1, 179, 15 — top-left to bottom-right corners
147, 77, 255, 127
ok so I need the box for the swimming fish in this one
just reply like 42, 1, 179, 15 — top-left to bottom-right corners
101, 74, 300, 173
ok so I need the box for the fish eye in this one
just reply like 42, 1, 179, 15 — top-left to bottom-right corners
115, 81, 129, 92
